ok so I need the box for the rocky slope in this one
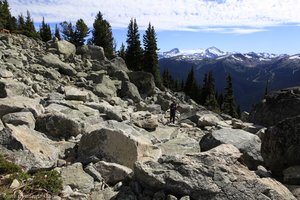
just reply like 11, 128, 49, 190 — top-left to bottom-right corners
0, 33, 299, 200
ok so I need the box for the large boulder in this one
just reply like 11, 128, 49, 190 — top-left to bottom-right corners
110, 57, 129, 72
0, 78, 29, 98
60, 162, 94, 194
41, 53, 77, 76
118, 81, 142, 102
261, 115, 300, 176
55, 40, 76, 58
77, 45, 105, 61
128, 71, 156, 96
0, 125, 59, 171
131, 111, 159, 131
200, 128, 263, 169
158, 137, 200, 156
2, 111, 35, 129
65, 86, 90, 102
78, 127, 161, 168
250, 87, 300, 127
0, 96, 44, 118
93, 161, 132, 185
36, 112, 84, 139
93, 75, 118, 98
134, 144, 296, 200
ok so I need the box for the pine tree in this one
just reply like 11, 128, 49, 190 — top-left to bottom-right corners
60, 21, 75, 42
90, 12, 114, 59
23, 11, 38, 38
162, 68, 171, 88
223, 74, 238, 118
264, 80, 269, 97
203, 71, 220, 112
60, 19, 88, 47
184, 67, 200, 100
73, 19, 89, 47
125, 18, 143, 71
118, 43, 126, 59
143, 23, 163, 89
39, 17, 52, 42
17, 14, 25, 32
0, 0, 13, 30
54, 24, 61, 40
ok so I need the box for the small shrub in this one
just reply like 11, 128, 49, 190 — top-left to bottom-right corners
31, 170, 63, 194
0, 155, 22, 175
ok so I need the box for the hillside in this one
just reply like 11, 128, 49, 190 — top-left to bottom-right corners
0, 33, 299, 199
159, 48, 300, 111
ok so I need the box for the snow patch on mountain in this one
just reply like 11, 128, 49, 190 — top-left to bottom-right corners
289, 55, 300, 60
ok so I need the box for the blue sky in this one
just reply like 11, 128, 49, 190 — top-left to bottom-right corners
8, 0, 300, 54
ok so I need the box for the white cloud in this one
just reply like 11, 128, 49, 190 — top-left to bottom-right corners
7, 0, 300, 33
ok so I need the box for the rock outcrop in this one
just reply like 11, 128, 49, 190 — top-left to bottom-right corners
250, 87, 300, 127
261, 115, 300, 176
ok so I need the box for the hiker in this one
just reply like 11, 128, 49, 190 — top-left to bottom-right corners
170, 101, 177, 124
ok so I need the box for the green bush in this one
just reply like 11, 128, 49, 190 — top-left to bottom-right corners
32, 170, 63, 194
0, 155, 22, 175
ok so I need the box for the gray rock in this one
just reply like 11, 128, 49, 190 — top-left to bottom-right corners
118, 81, 142, 103
179, 196, 190, 200
255, 165, 272, 178
41, 53, 77, 76
0, 125, 59, 171
110, 57, 129, 72
36, 112, 84, 139
90, 187, 118, 200
200, 128, 263, 169
64, 86, 89, 102
128, 71, 156, 96
0, 78, 29, 98
60, 162, 94, 194
131, 111, 159, 131
55, 40, 76, 58
84, 164, 103, 182
111, 70, 130, 81
105, 107, 123, 122
134, 144, 296, 200
2, 111, 35, 129
0, 96, 44, 118
261, 115, 300, 176
166, 195, 178, 200
159, 137, 200, 156
29, 64, 61, 81
93, 75, 118, 98
77, 45, 105, 61
78, 127, 161, 168
0, 69, 13, 78
250, 87, 300, 127
93, 161, 132, 185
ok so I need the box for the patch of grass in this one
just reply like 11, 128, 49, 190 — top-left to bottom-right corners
0, 155, 22, 175
31, 170, 63, 194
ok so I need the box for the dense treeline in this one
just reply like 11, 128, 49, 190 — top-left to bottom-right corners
162, 68, 240, 117
1, 0, 239, 117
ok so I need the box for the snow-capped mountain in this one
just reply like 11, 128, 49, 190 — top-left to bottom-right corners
158, 47, 228, 60
158, 47, 284, 62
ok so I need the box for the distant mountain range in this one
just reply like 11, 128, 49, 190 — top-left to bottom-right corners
158, 47, 300, 111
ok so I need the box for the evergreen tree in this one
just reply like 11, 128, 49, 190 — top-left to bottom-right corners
90, 12, 114, 58
143, 23, 163, 89
162, 68, 171, 88
54, 24, 61, 40
223, 74, 238, 118
0, 0, 14, 30
217, 93, 224, 110
23, 11, 38, 38
39, 17, 52, 42
60, 19, 88, 47
264, 79, 269, 97
184, 67, 200, 101
118, 43, 126, 59
60, 21, 75, 42
17, 14, 25, 31
203, 71, 220, 112
125, 18, 143, 71
73, 19, 89, 47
